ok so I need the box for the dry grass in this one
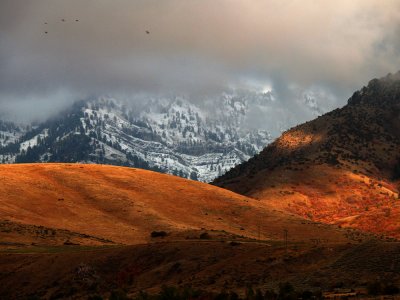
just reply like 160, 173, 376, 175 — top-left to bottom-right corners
0, 163, 395, 299
0, 163, 355, 246
236, 164, 400, 238
1, 240, 399, 299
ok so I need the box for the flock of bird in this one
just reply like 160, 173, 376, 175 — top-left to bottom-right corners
43, 19, 150, 35
44, 18, 78, 34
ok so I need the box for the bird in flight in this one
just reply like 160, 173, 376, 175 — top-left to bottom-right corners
44, 22, 48, 24
44, 31, 48, 34
146, 30, 150, 34
75, 19, 79, 22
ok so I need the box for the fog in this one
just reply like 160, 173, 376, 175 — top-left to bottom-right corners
1, 0, 399, 125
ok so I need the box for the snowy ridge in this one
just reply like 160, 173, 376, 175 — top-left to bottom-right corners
0, 91, 325, 181
79, 96, 271, 181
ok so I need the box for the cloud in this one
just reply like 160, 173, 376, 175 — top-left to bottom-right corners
0, 0, 399, 123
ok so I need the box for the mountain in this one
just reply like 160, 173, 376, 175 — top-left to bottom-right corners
0, 89, 329, 182
0, 120, 26, 158
213, 72, 400, 237
0, 94, 277, 182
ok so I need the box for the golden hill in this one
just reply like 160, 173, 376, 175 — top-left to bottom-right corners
0, 163, 388, 299
0, 163, 359, 246
214, 72, 400, 238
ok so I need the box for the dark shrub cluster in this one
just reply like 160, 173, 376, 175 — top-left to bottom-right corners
150, 231, 167, 238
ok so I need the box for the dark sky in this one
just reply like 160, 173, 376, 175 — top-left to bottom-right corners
1, 0, 399, 124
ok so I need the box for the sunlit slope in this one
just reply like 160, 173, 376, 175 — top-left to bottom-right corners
0, 163, 356, 244
214, 72, 400, 238
229, 164, 400, 238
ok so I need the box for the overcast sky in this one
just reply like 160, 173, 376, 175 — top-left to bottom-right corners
1, 0, 400, 124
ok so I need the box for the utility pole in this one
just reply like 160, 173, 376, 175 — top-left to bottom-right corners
284, 229, 288, 254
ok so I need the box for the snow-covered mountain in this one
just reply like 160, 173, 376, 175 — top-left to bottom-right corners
0, 95, 272, 181
0, 120, 28, 161
0, 91, 326, 182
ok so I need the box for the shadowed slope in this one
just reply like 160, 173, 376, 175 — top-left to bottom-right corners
2, 240, 400, 299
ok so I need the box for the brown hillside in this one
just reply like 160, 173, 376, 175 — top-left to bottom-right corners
0, 163, 385, 299
214, 72, 400, 238
0, 163, 356, 245
2, 240, 400, 299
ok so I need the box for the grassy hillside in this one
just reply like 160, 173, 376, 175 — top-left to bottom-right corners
0, 163, 358, 246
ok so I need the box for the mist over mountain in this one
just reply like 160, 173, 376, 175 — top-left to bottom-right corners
1, 0, 400, 125
0, 90, 329, 182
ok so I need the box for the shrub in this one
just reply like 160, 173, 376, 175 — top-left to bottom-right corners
301, 290, 314, 300
393, 159, 400, 180
367, 281, 382, 295
264, 289, 278, 299
228, 291, 239, 300
159, 285, 178, 300
150, 231, 167, 238
199, 232, 211, 239
109, 289, 130, 300
278, 282, 296, 300
383, 284, 399, 295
